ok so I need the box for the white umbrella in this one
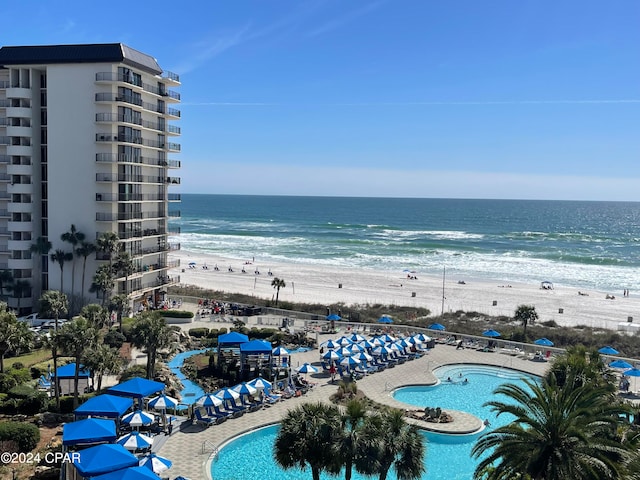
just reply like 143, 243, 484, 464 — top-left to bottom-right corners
121, 409, 155, 427
248, 377, 272, 391
321, 339, 340, 349
340, 356, 361, 367
359, 340, 375, 349
296, 363, 318, 374
139, 453, 172, 474
354, 351, 373, 362
214, 387, 240, 401
116, 431, 153, 451
195, 393, 223, 408
335, 336, 353, 346
272, 346, 290, 356
373, 345, 393, 356
349, 333, 365, 342
349, 343, 365, 353
148, 394, 178, 411
322, 350, 341, 361
232, 382, 258, 397
337, 347, 353, 357
369, 337, 385, 346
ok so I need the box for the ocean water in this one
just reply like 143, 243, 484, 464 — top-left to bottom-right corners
171, 195, 640, 292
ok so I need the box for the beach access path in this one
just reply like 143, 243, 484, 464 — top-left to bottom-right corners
156, 319, 553, 480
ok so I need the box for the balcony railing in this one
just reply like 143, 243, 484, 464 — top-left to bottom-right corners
164, 71, 180, 83
168, 210, 180, 217
96, 212, 144, 221
96, 193, 167, 202
168, 227, 181, 235
166, 107, 180, 118
168, 193, 181, 201
167, 142, 181, 152
96, 173, 168, 183
95, 153, 180, 168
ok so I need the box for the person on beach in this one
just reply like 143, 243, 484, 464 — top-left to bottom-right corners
330, 363, 337, 383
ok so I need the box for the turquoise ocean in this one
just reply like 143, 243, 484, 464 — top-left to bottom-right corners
171, 195, 640, 293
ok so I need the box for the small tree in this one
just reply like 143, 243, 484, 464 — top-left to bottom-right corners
271, 277, 286, 306
514, 304, 538, 341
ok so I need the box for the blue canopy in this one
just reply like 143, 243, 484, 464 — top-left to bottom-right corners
93, 466, 161, 480
72, 444, 138, 477
74, 394, 134, 418
428, 323, 446, 331
108, 377, 165, 399
240, 339, 272, 354
326, 314, 342, 321
378, 316, 393, 324
218, 332, 249, 345
62, 418, 117, 446
482, 330, 501, 338
534, 338, 554, 347
54, 362, 90, 379
598, 346, 619, 355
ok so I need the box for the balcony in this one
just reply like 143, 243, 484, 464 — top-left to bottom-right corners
96, 193, 164, 202
5, 106, 32, 118
0, 155, 9, 164
163, 71, 180, 84
168, 193, 181, 202
167, 142, 181, 152
96, 212, 143, 222
166, 176, 180, 185
95, 153, 178, 168
167, 226, 181, 235
96, 173, 166, 184
166, 107, 180, 118
5, 87, 32, 100
168, 210, 180, 218
95, 72, 143, 88
128, 274, 180, 297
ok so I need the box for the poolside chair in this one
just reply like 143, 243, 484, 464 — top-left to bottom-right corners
211, 404, 239, 419
238, 395, 262, 412
225, 398, 249, 415
194, 407, 217, 427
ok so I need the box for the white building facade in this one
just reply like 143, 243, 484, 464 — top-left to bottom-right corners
0, 43, 181, 314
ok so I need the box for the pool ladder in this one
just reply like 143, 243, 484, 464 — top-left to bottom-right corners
202, 439, 219, 458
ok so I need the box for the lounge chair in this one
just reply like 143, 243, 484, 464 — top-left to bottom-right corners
194, 407, 217, 427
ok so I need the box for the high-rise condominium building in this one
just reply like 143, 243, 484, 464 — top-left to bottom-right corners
0, 43, 181, 314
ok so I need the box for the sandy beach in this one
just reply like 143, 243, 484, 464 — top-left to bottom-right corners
169, 250, 639, 331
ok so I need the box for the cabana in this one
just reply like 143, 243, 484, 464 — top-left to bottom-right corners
54, 363, 91, 396
93, 466, 161, 480
70, 444, 138, 479
62, 418, 117, 447
217, 331, 249, 366
74, 394, 133, 420
239, 339, 272, 376
108, 377, 165, 403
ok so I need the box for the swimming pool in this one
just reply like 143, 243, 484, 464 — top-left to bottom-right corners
167, 349, 213, 405
209, 365, 539, 480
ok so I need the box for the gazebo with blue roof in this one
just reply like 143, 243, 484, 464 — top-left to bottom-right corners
74, 394, 133, 420
62, 418, 117, 446
108, 377, 165, 402
54, 363, 91, 396
217, 331, 249, 366
70, 443, 138, 478
239, 339, 273, 376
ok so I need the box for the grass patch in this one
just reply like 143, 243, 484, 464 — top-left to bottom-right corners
9, 349, 52, 368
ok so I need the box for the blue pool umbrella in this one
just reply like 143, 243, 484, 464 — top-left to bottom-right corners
232, 382, 258, 397
369, 337, 385, 346
321, 339, 340, 349
348, 343, 365, 353
482, 329, 501, 338
623, 368, 640, 377
360, 340, 375, 349
215, 387, 240, 401
62, 418, 117, 446
378, 316, 393, 324
322, 350, 341, 361
116, 431, 154, 451
340, 356, 361, 367
195, 393, 223, 408
121, 409, 155, 427
534, 338, 554, 347
272, 346, 290, 356
428, 323, 446, 331
296, 363, 318, 374
372, 345, 393, 356
248, 377, 272, 391
139, 453, 172, 474
598, 346, 619, 355
610, 360, 633, 370
337, 347, 353, 357
354, 351, 373, 362
335, 336, 353, 346
147, 394, 178, 411
326, 314, 342, 321
349, 333, 365, 342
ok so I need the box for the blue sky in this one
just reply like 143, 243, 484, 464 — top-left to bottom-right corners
3, 1, 639, 200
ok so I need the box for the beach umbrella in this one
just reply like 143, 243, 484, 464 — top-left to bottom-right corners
428, 323, 446, 331
326, 314, 342, 321
623, 368, 640, 377
380, 334, 395, 343
248, 377, 272, 391
116, 431, 153, 451
232, 382, 258, 397
214, 387, 240, 402
369, 337, 385, 346
373, 345, 393, 356
354, 351, 373, 362
534, 338, 554, 347
359, 340, 375, 349
482, 330, 501, 338
349, 333, 365, 342
188, 262, 196, 266
378, 316, 393, 324
598, 346, 619, 355
121, 409, 154, 427
272, 346, 290, 356
410, 335, 424, 345
340, 356, 361, 367
195, 393, 223, 408
321, 339, 340, 349
296, 363, 318, 374
337, 347, 353, 357
335, 336, 353, 346
415, 333, 430, 342
397, 339, 411, 348
147, 394, 178, 411
610, 360, 633, 370
322, 350, 341, 361
348, 343, 365, 353
139, 453, 172, 474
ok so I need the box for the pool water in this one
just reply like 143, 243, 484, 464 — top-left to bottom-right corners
167, 349, 213, 405
209, 365, 538, 480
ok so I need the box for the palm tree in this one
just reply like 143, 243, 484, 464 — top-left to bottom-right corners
339, 398, 369, 480
129, 312, 173, 379
274, 402, 343, 480
57, 317, 98, 408
0, 270, 13, 299
61, 224, 86, 300
271, 277, 286, 306
80, 304, 109, 330
109, 293, 131, 332
51, 249, 73, 293
83, 343, 124, 392
90, 264, 115, 306
357, 409, 426, 480
547, 345, 616, 391
30, 236, 52, 297
10, 279, 31, 313
0, 309, 33, 373
514, 304, 538, 341
76, 241, 96, 305
38, 290, 68, 410
113, 251, 134, 296
471, 374, 631, 480
96, 232, 120, 268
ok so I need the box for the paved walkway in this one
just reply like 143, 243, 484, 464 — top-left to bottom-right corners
156, 328, 552, 480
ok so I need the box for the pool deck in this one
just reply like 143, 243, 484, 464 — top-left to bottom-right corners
157, 328, 553, 480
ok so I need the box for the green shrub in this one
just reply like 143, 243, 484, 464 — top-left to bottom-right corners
30, 366, 44, 380
104, 330, 126, 349
0, 373, 17, 393
11, 362, 25, 370
18, 392, 49, 415
0, 422, 40, 452
8, 367, 32, 385
188, 328, 209, 338
0, 397, 18, 414
158, 309, 194, 318
8, 384, 38, 399
119, 365, 147, 383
